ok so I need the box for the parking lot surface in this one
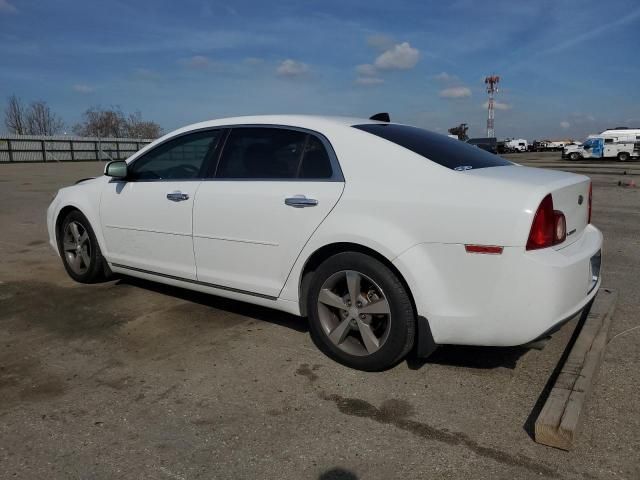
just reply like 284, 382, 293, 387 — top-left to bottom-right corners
1, 155, 639, 479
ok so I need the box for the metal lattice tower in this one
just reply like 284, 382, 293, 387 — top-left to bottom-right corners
485, 75, 500, 138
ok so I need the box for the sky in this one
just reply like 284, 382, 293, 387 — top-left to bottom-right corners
1, 0, 639, 140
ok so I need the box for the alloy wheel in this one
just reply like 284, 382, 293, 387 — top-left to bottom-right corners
317, 270, 392, 356
63, 221, 91, 275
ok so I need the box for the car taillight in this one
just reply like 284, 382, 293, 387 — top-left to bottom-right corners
526, 194, 566, 250
588, 182, 592, 224
554, 211, 566, 244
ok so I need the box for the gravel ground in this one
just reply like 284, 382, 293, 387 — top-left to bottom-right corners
0, 157, 638, 479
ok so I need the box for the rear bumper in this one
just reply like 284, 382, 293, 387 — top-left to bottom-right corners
393, 224, 603, 346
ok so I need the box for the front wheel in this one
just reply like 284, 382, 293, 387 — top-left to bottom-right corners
307, 252, 415, 371
58, 210, 108, 283
568, 152, 581, 161
617, 152, 630, 162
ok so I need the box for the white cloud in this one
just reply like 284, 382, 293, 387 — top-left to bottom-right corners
481, 101, 511, 110
433, 72, 456, 82
366, 34, 395, 52
276, 59, 310, 78
244, 57, 264, 66
182, 55, 212, 69
560, 121, 571, 129
72, 84, 94, 94
0, 0, 17, 13
543, 7, 640, 55
440, 86, 471, 98
355, 64, 384, 86
356, 64, 378, 77
132, 68, 161, 82
374, 42, 419, 70
355, 76, 384, 86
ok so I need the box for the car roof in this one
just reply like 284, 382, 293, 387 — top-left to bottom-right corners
169, 115, 381, 137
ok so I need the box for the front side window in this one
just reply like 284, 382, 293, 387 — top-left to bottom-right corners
128, 130, 221, 180
354, 124, 512, 170
215, 127, 333, 180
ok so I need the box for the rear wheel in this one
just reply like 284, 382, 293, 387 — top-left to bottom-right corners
307, 252, 415, 371
617, 152, 630, 162
59, 210, 107, 283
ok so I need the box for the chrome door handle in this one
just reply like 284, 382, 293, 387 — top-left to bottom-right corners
285, 195, 318, 208
166, 191, 189, 202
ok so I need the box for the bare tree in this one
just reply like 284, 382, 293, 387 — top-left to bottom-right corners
73, 106, 126, 138
4, 95, 27, 134
73, 106, 162, 138
124, 111, 162, 138
25, 100, 64, 135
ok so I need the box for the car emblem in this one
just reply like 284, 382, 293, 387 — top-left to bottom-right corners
578, 195, 584, 205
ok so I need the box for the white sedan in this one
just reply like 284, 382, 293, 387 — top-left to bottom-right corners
47, 114, 602, 371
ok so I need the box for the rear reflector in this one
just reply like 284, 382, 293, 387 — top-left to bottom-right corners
465, 245, 503, 254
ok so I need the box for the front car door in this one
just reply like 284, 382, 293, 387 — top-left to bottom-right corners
100, 129, 222, 279
193, 126, 344, 298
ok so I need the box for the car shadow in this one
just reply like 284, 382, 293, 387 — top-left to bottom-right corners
318, 468, 358, 480
407, 344, 530, 370
115, 275, 308, 333
116, 275, 529, 371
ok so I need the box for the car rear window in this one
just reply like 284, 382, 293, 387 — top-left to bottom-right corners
353, 123, 513, 171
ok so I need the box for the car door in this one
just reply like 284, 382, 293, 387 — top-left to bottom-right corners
193, 126, 344, 298
100, 129, 222, 279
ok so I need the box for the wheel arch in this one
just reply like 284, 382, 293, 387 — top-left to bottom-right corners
55, 205, 83, 250
54, 203, 105, 256
297, 242, 416, 318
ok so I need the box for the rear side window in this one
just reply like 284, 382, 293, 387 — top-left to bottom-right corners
216, 127, 333, 179
299, 135, 332, 179
353, 124, 512, 170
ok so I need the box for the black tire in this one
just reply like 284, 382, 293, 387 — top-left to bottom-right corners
58, 210, 108, 283
617, 152, 630, 162
569, 152, 581, 161
307, 252, 415, 371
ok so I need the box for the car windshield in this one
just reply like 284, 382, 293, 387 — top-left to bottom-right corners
353, 123, 513, 171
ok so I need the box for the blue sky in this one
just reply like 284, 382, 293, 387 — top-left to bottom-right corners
1, 0, 639, 139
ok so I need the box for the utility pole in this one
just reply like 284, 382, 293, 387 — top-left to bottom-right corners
485, 75, 500, 138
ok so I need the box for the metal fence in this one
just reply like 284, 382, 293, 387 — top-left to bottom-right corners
0, 135, 154, 163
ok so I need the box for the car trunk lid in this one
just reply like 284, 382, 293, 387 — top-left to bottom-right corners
464, 165, 591, 248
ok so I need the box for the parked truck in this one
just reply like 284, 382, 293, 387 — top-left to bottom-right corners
504, 138, 528, 152
563, 128, 640, 161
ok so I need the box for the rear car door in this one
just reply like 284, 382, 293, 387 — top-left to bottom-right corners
100, 129, 222, 279
192, 126, 344, 298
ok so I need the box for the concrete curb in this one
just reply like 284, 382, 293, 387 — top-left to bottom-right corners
534, 288, 618, 450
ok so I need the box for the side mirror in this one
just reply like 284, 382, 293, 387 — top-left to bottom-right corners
105, 160, 128, 179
